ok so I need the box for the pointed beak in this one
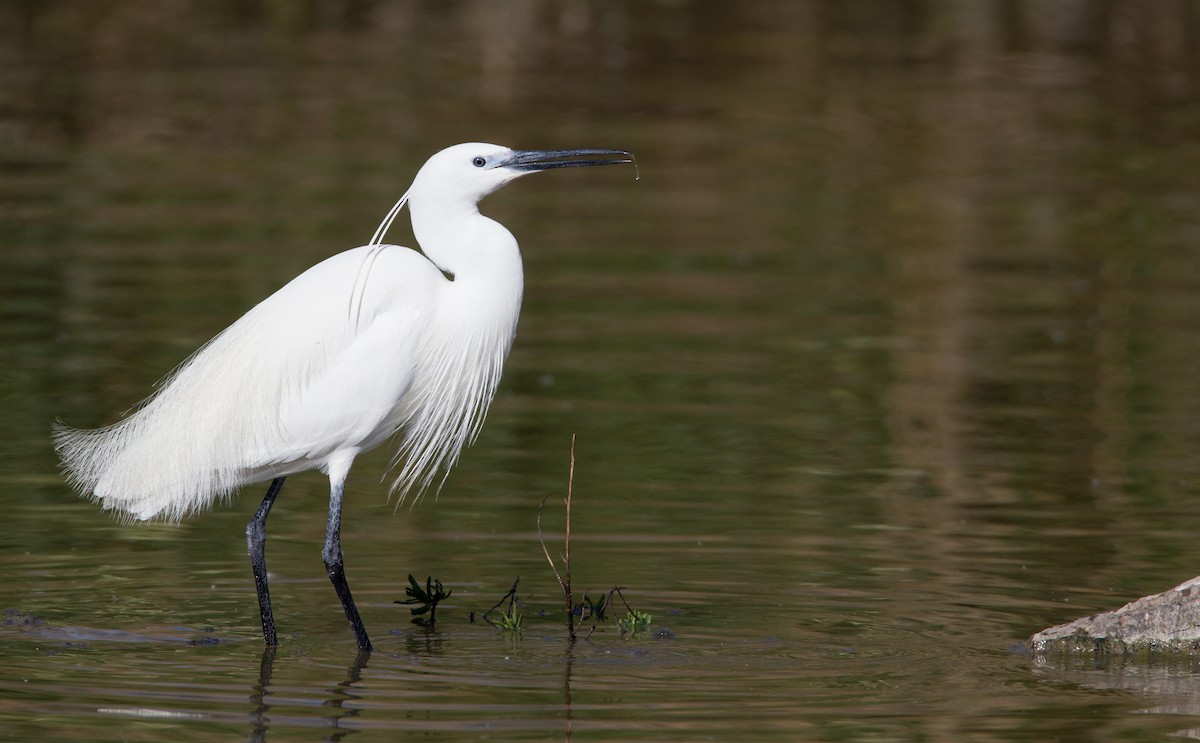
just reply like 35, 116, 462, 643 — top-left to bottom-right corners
503, 148, 635, 172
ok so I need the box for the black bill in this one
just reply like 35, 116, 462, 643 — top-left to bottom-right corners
504, 148, 635, 172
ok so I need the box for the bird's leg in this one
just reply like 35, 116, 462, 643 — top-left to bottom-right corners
247, 477, 286, 646
323, 479, 373, 652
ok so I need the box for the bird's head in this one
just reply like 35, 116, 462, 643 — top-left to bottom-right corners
410, 142, 635, 208
367, 142, 635, 248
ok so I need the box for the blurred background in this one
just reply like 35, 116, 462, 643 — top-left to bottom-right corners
3, 1, 1200, 740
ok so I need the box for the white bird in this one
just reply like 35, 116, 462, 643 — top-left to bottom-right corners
53, 143, 635, 651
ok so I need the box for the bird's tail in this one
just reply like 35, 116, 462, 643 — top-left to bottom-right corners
52, 410, 224, 522
55, 419, 130, 519
52, 349, 272, 522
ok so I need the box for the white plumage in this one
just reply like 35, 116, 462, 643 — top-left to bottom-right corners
55, 243, 494, 521
52, 142, 634, 650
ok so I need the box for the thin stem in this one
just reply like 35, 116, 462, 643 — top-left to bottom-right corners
537, 496, 564, 588
535, 435, 578, 643
564, 435, 575, 643
484, 578, 520, 620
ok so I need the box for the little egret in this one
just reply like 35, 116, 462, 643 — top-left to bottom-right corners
54, 143, 635, 651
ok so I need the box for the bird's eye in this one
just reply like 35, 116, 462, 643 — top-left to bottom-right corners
472, 157, 486, 168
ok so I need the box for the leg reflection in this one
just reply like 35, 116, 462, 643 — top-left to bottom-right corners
246, 645, 371, 741
248, 645, 276, 743
321, 649, 371, 737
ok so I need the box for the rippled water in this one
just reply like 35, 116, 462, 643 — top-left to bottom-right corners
4, 2, 1200, 740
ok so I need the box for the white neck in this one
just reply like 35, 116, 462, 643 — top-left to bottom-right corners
407, 189, 525, 363
409, 194, 514, 279
386, 193, 526, 499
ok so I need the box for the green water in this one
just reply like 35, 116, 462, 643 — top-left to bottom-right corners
4, 2, 1200, 740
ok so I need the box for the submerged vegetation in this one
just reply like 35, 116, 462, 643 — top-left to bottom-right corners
482, 578, 524, 632
395, 436, 654, 640
395, 574, 452, 628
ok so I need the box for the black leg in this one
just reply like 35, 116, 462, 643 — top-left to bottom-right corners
247, 477, 285, 646
322, 479, 373, 652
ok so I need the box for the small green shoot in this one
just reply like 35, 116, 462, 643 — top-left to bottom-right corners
493, 605, 524, 632
583, 586, 651, 639
484, 577, 524, 634
395, 574, 451, 627
619, 608, 653, 636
